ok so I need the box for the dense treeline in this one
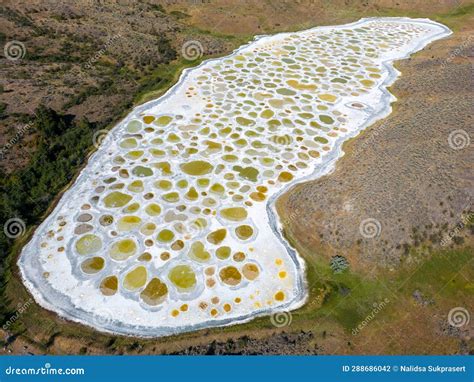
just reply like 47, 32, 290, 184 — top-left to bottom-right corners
0, 105, 97, 322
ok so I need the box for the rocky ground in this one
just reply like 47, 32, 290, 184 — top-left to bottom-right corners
169, 331, 319, 355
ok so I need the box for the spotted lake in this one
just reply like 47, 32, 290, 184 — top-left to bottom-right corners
19, 17, 451, 337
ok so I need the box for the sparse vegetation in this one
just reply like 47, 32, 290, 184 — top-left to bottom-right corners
330, 255, 349, 274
